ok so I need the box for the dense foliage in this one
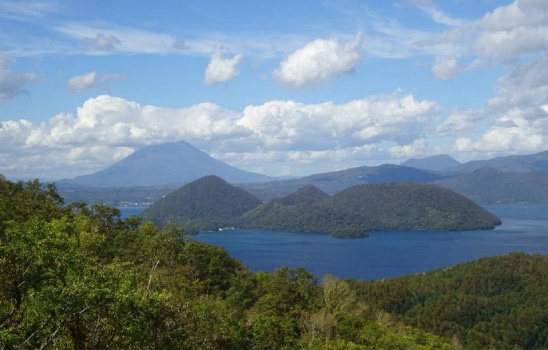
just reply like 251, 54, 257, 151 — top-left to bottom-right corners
238, 182, 501, 236
350, 252, 548, 349
1, 176, 452, 349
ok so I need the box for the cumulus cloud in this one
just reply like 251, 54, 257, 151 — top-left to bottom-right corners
66, 72, 122, 93
237, 93, 438, 149
273, 31, 364, 88
203, 52, 243, 85
0, 93, 439, 179
389, 138, 428, 159
454, 116, 546, 155
0, 53, 38, 105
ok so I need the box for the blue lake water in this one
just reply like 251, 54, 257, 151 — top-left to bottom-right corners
120, 206, 148, 218
121, 204, 548, 281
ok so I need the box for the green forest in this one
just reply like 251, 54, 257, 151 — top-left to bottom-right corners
2, 175, 548, 349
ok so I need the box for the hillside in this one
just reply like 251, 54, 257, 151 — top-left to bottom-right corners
449, 149, 548, 173
350, 252, 548, 350
244, 164, 453, 201
140, 175, 262, 232
237, 182, 501, 237
57, 141, 272, 187
278, 184, 330, 205
401, 154, 461, 171
433, 167, 548, 203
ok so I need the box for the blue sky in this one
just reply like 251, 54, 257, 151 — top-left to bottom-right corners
1, 0, 548, 180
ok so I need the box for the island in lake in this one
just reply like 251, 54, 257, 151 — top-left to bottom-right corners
140, 175, 501, 237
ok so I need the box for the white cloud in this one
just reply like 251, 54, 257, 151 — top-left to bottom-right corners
83, 33, 121, 51
389, 138, 428, 159
431, 56, 460, 81
437, 108, 483, 136
203, 52, 243, 85
488, 55, 548, 112
238, 93, 438, 149
452, 54, 548, 155
454, 117, 546, 154
0, 53, 38, 105
0, 93, 439, 179
66, 72, 122, 93
422, 0, 548, 80
273, 31, 364, 88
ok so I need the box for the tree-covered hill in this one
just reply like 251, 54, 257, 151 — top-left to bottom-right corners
237, 182, 501, 237
349, 252, 548, 350
278, 184, 330, 205
139, 175, 262, 233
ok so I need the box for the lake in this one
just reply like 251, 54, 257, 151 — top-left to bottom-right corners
121, 204, 548, 281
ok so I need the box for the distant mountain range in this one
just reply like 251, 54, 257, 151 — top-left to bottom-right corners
243, 164, 452, 200
433, 167, 548, 203
141, 175, 501, 237
401, 154, 461, 171
448, 150, 548, 174
57, 141, 271, 187
52, 141, 548, 205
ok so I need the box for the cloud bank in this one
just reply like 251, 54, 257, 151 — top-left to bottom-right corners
0, 93, 439, 179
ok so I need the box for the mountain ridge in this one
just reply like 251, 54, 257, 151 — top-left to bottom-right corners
448, 150, 548, 173
243, 163, 453, 201
433, 167, 548, 203
401, 154, 461, 171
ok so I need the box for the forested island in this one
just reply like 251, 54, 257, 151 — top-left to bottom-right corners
141, 175, 501, 237
1, 176, 547, 349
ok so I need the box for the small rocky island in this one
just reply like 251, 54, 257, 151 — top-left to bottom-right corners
140, 175, 502, 238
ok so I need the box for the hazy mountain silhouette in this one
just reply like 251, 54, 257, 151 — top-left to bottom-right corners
57, 141, 272, 187
401, 154, 461, 171
448, 150, 548, 173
